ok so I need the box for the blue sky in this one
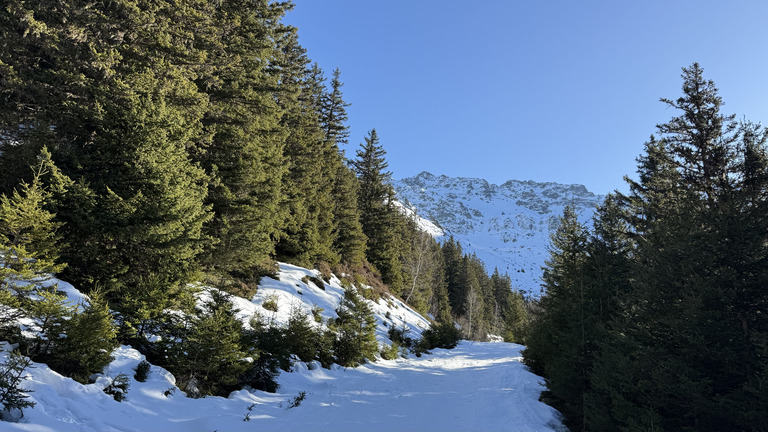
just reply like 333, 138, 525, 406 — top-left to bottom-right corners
285, 1, 768, 194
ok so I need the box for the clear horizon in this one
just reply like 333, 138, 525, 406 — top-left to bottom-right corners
286, 1, 768, 195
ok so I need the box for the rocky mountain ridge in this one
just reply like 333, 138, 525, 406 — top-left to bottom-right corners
393, 172, 604, 295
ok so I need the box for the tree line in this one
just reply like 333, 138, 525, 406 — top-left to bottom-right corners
0, 0, 528, 407
525, 64, 768, 432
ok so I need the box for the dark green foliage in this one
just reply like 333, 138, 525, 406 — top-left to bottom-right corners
103, 373, 130, 402
24, 287, 75, 358
332, 289, 379, 367
242, 315, 289, 393
0, 153, 66, 300
115, 274, 188, 349
273, 32, 338, 268
284, 308, 322, 364
49, 291, 118, 383
387, 326, 416, 352
352, 130, 406, 293
527, 64, 768, 432
331, 163, 368, 266
418, 321, 461, 352
170, 291, 248, 398
134, 361, 151, 383
380, 342, 401, 360
287, 390, 307, 409
0, 350, 35, 420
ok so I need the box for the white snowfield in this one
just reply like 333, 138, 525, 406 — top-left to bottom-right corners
1, 342, 560, 432
1, 263, 562, 431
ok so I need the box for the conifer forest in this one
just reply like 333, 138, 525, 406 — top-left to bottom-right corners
0, 1, 766, 431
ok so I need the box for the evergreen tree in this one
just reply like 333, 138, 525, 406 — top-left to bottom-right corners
187, 1, 289, 282
171, 291, 248, 398
49, 291, 118, 383
441, 236, 465, 317
319, 68, 351, 148
0, 155, 66, 298
523, 205, 590, 429
0, 350, 35, 420
332, 289, 378, 367
273, 30, 338, 267
331, 163, 367, 266
352, 130, 405, 292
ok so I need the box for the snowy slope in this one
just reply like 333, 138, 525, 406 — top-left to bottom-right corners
0, 263, 563, 431
1, 342, 560, 432
394, 172, 603, 295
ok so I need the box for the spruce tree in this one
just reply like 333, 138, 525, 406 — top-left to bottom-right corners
332, 289, 379, 367
171, 291, 248, 398
273, 31, 338, 267
0, 350, 35, 420
352, 130, 406, 292
187, 1, 289, 282
50, 291, 118, 383
331, 163, 368, 266
523, 205, 591, 429
0, 157, 66, 298
319, 68, 351, 148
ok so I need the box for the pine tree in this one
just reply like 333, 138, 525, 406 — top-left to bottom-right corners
441, 236, 465, 317
352, 130, 405, 292
182, 1, 289, 282
0, 150, 68, 341
171, 291, 248, 398
319, 68, 351, 148
331, 163, 367, 266
273, 31, 338, 267
0, 157, 66, 298
332, 289, 378, 367
523, 205, 591, 429
0, 350, 35, 420
50, 291, 118, 383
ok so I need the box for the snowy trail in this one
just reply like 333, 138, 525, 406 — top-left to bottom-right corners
4, 341, 560, 432
276, 341, 559, 432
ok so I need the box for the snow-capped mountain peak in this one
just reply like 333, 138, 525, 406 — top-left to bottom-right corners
393, 172, 604, 295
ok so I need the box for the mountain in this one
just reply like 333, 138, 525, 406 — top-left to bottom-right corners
393, 172, 604, 295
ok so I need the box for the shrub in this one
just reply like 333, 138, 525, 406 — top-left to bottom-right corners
316, 262, 332, 282
388, 325, 416, 351
332, 289, 378, 367
49, 290, 118, 383
0, 350, 35, 420
241, 315, 288, 393
284, 309, 319, 363
301, 275, 326, 291
380, 342, 400, 360
134, 360, 151, 382
418, 321, 461, 354
170, 291, 248, 398
287, 391, 307, 409
262, 294, 278, 312
103, 373, 130, 402
311, 305, 324, 323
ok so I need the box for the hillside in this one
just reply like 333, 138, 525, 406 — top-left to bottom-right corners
1, 263, 562, 431
393, 172, 604, 294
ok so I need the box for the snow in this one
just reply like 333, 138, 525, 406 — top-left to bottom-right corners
1, 263, 563, 431
394, 172, 603, 295
1, 341, 560, 432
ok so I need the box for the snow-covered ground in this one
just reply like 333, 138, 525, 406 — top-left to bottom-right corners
1, 341, 560, 432
1, 263, 562, 431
